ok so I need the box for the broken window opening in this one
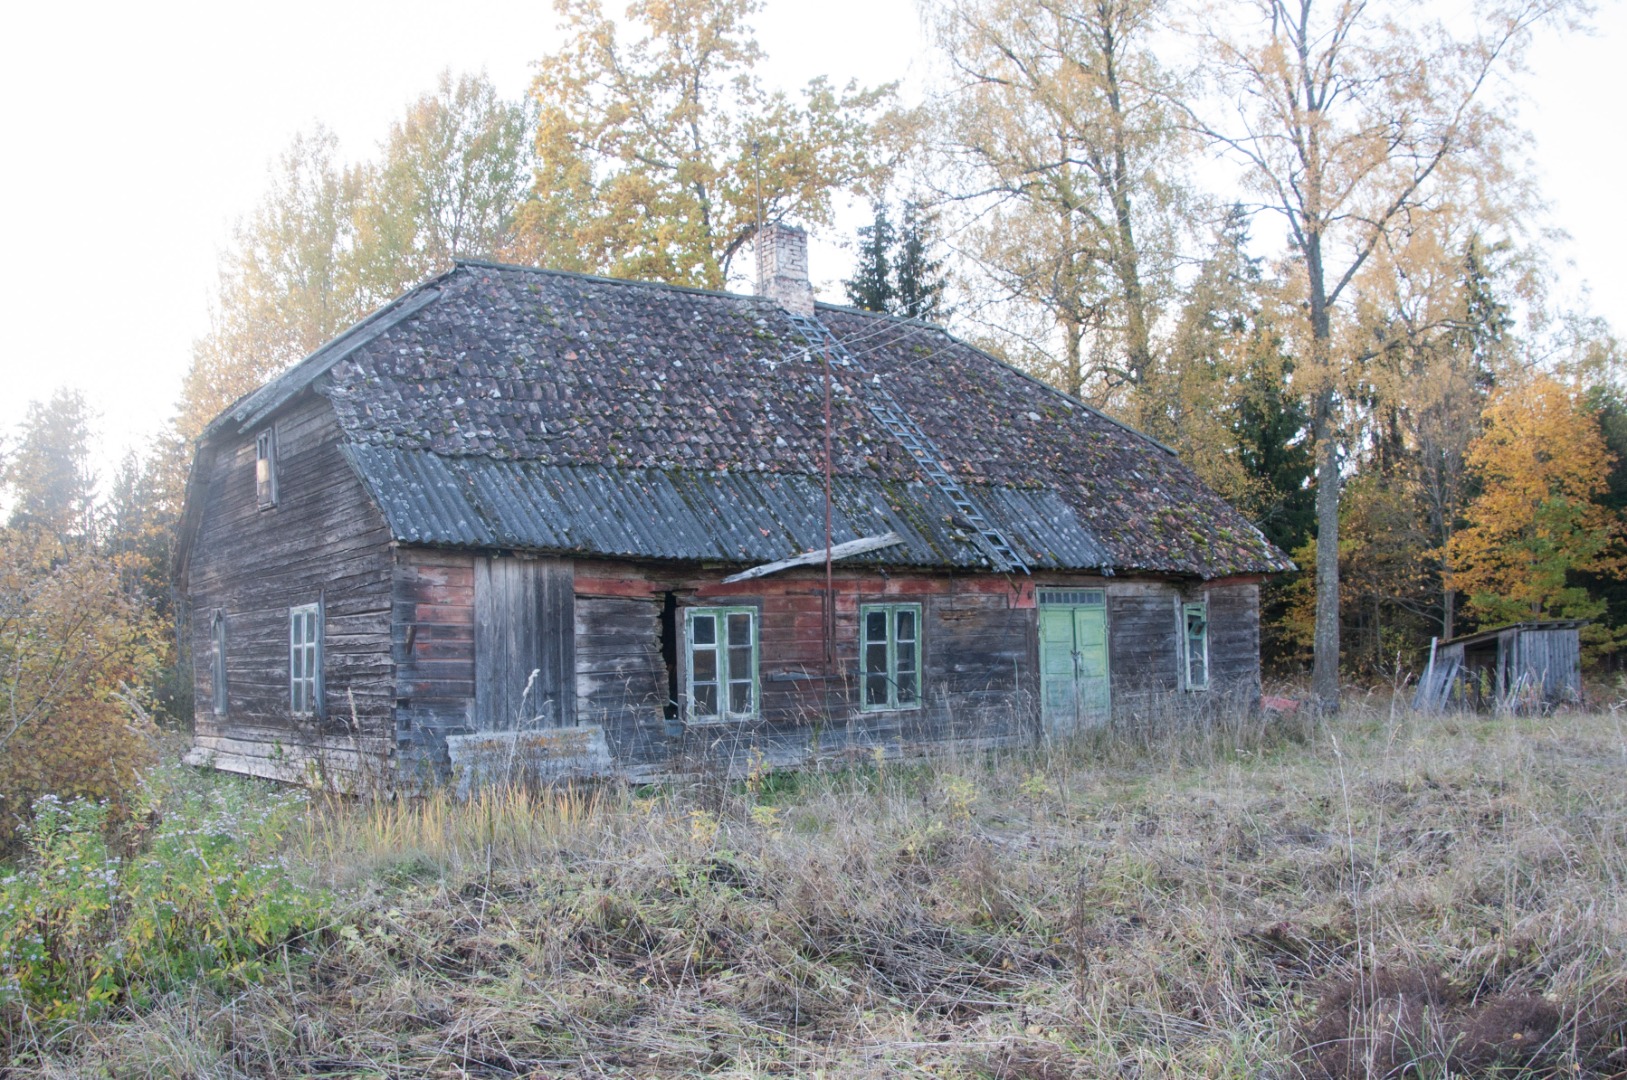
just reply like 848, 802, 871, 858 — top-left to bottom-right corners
255, 429, 278, 509
659, 591, 679, 719
1181, 601, 1209, 691
211, 609, 228, 716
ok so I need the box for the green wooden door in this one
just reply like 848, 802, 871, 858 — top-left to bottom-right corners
1038, 592, 1110, 736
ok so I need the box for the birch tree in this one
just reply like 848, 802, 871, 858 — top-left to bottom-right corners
1195, 0, 1585, 709
932, 0, 1185, 406
516, 0, 910, 290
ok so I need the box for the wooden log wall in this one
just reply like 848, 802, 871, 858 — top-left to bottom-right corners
392, 549, 476, 781
392, 557, 1270, 781
184, 393, 395, 784
1107, 579, 1262, 718
1206, 581, 1263, 707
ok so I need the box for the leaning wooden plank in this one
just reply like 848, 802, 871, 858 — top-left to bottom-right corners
720, 533, 904, 584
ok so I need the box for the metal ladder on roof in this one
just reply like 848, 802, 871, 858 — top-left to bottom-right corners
784, 310, 1030, 575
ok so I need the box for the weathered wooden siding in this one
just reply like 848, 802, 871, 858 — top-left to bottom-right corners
1107, 582, 1183, 713
184, 393, 395, 783
1106, 579, 1261, 718
1515, 628, 1582, 704
392, 549, 476, 781
474, 556, 575, 729
1205, 581, 1262, 708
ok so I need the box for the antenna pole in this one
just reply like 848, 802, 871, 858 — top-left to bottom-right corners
752, 139, 764, 243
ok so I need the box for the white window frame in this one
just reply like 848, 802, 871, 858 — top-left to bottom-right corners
1180, 599, 1210, 691
289, 602, 323, 717
211, 609, 228, 716
860, 602, 923, 711
684, 606, 758, 722
255, 428, 278, 509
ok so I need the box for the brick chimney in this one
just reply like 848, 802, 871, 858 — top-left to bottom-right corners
755, 221, 815, 316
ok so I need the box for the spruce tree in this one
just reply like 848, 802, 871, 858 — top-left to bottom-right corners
844, 203, 896, 313
893, 201, 947, 321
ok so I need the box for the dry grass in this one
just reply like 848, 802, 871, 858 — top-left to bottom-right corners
7, 700, 1627, 1078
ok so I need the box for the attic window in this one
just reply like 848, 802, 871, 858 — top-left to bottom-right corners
1181, 600, 1209, 691
255, 429, 278, 509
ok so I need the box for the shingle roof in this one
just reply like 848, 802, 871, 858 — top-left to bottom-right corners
303, 260, 1291, 578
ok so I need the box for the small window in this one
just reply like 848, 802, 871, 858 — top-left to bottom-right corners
686, 607, 757, 721
1181, 601, 1209, 691
255, 429, 278, 508
211, 609, 228, 716
861, 603, 922, 710
290, 602, 323, 716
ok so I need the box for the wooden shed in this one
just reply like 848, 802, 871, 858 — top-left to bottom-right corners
1412, 621, 1585, 712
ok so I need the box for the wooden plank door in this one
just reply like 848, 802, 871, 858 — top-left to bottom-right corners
474, 556, 575, 731
1038, 597, 1110, 736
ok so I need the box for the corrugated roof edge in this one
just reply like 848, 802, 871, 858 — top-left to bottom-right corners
198, 268, 456, 443
813, 300, 1180, 458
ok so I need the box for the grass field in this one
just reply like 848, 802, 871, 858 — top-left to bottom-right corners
4, 699, 1625, 1078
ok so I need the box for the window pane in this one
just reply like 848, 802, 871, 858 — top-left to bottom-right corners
727, 612, 752, 646
897, 670, 918, 704
865, 642, 888, 675
694, 683, 718, 716
692, 614, 716, 645
728, 680, 751, 714
692, 648, 717, 682
865, 673, 889, 706
896, 641, 916, 673
895, 608, 916, 641
865, 609, 887, 641
728, 645, 752, 679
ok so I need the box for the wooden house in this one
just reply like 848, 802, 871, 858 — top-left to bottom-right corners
174, 224, 1293, 786
1412, 621, 1585, 713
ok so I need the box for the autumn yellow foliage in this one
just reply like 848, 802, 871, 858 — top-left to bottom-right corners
0, 530, 162, 846
1447, 374, 1623, 634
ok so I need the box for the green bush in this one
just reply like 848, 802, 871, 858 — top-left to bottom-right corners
0, 776, 329, 1021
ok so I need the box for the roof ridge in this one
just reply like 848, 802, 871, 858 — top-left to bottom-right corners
453, 257, 770, 306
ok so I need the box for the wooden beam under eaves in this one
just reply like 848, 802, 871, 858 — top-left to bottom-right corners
721, 532, 904, 584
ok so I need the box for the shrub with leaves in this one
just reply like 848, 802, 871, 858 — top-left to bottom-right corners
0, 528, 162, 845
0, 774, 329, 1024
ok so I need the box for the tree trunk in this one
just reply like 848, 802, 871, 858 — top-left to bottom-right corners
1312, 394, 1341, 712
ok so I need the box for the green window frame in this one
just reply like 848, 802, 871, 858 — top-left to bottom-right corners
686, 606, 758, 721
290, 601, 323, 717
1181, 600, 1209, 691
860, 603, 922, 711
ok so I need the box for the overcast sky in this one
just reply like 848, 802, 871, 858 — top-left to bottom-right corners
1, 0, 1621, 479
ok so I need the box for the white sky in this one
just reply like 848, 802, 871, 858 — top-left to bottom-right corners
1, 0, 1621, 478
